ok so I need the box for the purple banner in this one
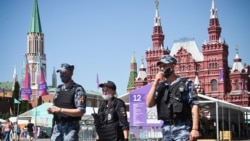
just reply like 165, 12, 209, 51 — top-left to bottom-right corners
39, 83, 47, 90
129, 84, 162, 127
21, 88, 32, 94
130, 93, 147, 126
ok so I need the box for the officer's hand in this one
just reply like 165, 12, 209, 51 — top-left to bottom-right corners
189, 129, 199, 141
155, 72, 165, 83
47, 107, 53, 114
47, 106, 60, 114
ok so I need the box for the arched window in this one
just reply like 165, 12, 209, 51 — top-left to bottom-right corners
211, 79, 217, 91
209, 63, 213, 69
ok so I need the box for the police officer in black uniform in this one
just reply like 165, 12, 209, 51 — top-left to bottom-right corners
93, 80, 129, 141
47, 63, 86, 141
146, 55, 200, 141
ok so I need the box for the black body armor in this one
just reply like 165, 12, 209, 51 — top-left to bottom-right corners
53, 84, 81, 121
156, 78, 192, 121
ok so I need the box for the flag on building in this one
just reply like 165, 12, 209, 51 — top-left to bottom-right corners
218, 68, 224, 82
37, 55, 48, 97
20, 55, 32, 101
96, 73, 100, 89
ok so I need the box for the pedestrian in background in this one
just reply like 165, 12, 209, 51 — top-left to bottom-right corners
13, 122, 21, 141
26, 119, 34, 141
2, 119, 12, 141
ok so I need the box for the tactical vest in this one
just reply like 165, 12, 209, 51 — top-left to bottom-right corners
53, 84, 81, 121
156, 78, 192, 121
96, 97, 124, 141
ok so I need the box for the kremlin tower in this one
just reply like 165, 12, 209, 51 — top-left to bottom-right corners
26, 0, 47, 94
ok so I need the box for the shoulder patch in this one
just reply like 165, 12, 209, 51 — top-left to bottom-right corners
78, 95, 85, 105
120, 107, 127, 116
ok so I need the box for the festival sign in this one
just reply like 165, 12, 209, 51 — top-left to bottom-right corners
129, 83, 162, 126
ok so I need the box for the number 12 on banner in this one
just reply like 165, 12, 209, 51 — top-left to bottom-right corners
132, 94, 142, 102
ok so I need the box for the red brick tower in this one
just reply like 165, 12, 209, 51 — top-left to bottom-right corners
201, 0, 229, 99
145, 0, 169, 83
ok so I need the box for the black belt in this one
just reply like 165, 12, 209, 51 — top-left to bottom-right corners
55, 119, 79, 124
163, 119, 188, 125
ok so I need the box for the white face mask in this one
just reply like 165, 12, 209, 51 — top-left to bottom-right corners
102, 94, 113, 100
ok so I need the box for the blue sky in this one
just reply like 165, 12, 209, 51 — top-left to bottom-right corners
0, 0, 249, 95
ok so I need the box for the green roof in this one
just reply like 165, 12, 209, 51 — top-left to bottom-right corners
30, 0, 42, 32
131, 53, 136, 63
86, 90, 102, 96
0, 81, 12, 90
127, 71, 137, 89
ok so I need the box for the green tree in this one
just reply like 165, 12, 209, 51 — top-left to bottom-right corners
12, 81, 20, 116
12, 81, 30, 115
20, 100, 30, 114
13, 81, 20, 100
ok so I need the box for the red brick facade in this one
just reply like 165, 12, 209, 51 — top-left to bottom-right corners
133, 0, 249, 107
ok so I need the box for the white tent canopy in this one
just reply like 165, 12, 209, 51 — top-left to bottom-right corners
0, 118, 5, 123
18, 103, 101, 125
199, 94, 250, 112
198, 94, 250, 140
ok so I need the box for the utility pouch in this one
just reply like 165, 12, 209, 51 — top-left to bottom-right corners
173, 102, 183, 113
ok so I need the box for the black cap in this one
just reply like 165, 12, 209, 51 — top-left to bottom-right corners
99, 80, 116, 91
156, 55, 177, 66
56, 63, 74, 73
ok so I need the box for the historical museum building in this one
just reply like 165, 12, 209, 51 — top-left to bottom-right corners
127, 0, 250, 107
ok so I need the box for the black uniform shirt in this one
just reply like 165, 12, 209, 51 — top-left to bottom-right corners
115, 98, 129, 130
99, 97, 129, 130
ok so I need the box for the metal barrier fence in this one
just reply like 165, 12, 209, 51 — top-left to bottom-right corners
78, 124, 163, 141
79, 124, 96, 140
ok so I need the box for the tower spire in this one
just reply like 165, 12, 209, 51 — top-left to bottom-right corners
154, 0, 161, 26
146, 0, 168, 83
30, 0, 42, 32
52, 67, 57, 88
12, 66, 18, 91
135, 56, 147, 88
232, 45, 242, 64
210, 0, 218, 19
208, 0, 221, 43
235, 45, 239, 54
127, 52, 138, 92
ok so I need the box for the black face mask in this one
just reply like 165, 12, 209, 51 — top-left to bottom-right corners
164, 68, 173, 78
60, 75, 71, 83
